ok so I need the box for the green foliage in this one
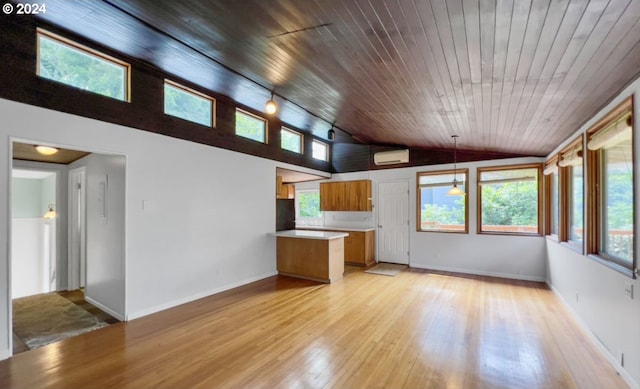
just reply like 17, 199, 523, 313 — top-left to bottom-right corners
298, 192, 321, 218
481, 181, 537, 227
281, 129, 301, 153
605, 169, 633, 229
236, 111, 265, 142
421, 197, 465, 226
164, 84, 212, 126
39, 36, 125, 100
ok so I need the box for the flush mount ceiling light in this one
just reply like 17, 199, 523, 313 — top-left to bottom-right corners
447, 135, 465, 196
35, 145, 59, 156
43, 204, 57, 219
265, 92, 278, 115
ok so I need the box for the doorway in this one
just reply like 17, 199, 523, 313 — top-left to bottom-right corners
9, 141, 126, 355
377, 181, 410, 265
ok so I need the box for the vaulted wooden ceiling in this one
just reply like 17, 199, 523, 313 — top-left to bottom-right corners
34, 0, 640, 156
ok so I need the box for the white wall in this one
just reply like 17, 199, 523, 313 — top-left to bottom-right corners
83, 153, 126, 320
10, 219, 43, 299
545, 78, 640, 388
297, 157, 547, 281
0, 98, 305, 358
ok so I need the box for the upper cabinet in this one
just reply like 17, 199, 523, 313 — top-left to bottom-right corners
320, 180, 372, 211
276, 175, 294, 199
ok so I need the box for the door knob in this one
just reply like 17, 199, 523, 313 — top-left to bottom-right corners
378, 225, 382, 228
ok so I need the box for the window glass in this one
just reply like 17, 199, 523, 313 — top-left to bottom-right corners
312, 140, 328, 161
479, 166, 540, 234
601, 138, 633, 264
281, 127, 302, 153
38, 30, 128, 101
418, 170, 467, 232
551, 172, 559, 235
235, 109, 266, 143
164, 81, 213, 127
295, 190, 323, 226
569, 164, 584, 244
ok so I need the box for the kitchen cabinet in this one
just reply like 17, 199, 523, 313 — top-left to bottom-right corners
344, 230, 375, 266
298, 227, 375, 267
320, 180, 371, 211
276, 175, 294, 199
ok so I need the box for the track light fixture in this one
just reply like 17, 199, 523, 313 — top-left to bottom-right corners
447, 135, 465, 196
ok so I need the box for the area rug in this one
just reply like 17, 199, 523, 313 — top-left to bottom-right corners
364, 263, 408, 276
13, 292, 108, 350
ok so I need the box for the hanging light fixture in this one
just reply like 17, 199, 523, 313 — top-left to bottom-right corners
328, 127, 336, 141
265, 92, 278, 115
35, 145, 59, 156
447, 135, 465, 196
43, 204, 57, 219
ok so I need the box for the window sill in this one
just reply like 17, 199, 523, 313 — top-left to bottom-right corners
417, 229, 468, 234
587, 254, 636, 279
478, 231, 542, 237
560, 241, 584, 255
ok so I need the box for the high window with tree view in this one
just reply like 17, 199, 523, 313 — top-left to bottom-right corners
417, 170, 468, 233
235, 109, 267, 143
587, 97, 634, 275
281, 127, 302, 153
37, 29, 129, 101
312, 140, 329, 161
164, 80, 214, 127
478, 164, 541, 235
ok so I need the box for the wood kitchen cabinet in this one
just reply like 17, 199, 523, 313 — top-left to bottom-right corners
343, 230, 375, 266
276, 175, 294, 199
320, 180, 371, 211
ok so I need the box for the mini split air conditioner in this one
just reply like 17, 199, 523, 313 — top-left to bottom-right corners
373, 149, 409, 165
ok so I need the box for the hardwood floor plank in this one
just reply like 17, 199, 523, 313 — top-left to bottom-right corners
0, 269, 628, 389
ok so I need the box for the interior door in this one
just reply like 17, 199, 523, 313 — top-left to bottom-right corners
377, 181, 410, 264
68, 167, 86, 290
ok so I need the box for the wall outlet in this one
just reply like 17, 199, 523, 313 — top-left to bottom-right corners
624, 282, 633, 300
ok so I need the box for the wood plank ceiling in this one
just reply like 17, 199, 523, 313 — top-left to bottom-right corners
33, 0, 640, 156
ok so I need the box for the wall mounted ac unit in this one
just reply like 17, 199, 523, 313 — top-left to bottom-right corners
373, 149, 409, 165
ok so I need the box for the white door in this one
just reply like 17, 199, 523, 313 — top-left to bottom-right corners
68, 167, 86, 290
377, 181, 410, 264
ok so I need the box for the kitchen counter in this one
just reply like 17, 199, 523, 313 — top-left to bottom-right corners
270, 230, 349, 240
270, 230, 346, 283
296, 226, 376, 232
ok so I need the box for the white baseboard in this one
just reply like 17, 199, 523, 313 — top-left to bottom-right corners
0, 349, 11, 361
85, 296, 125, 322
126, 271, 278, 321
546, 282, 639, 389
410, 263, 546, 282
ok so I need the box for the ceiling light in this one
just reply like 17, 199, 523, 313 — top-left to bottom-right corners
35, 145, 59, 156
447, 135, 465, 196
328, 128, 336, 141
265, 92, 278, 115
43, 204, 57, 219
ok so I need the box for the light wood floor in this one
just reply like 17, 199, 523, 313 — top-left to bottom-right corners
0, 268, 628, 389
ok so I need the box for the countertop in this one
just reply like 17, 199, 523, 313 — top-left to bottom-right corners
296, 226, 376, 232
270, 230, 349, 240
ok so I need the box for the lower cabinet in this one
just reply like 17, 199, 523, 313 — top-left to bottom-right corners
343, 230, 375, 266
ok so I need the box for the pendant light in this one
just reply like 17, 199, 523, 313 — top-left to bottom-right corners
447, 135, 465, 196
43, 204, 57, 219
265, 92, 278, 115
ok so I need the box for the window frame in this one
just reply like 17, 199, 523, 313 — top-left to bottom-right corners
312, 139, 329, 162
477, 163, 543, 236
36, 28, 131, 102
586, 96, 635, 278
235, 108, 268, 144
544, 156, 560, 241
163, 79, 216, 127
416, 169, 469, 233
558, 136, 584, 252
280, 126, 303, 154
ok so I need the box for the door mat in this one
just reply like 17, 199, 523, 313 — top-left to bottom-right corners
13, 292, 108, 350
364, 263, 408, 276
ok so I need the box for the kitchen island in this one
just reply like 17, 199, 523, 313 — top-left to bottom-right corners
270, 230, 348, 283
